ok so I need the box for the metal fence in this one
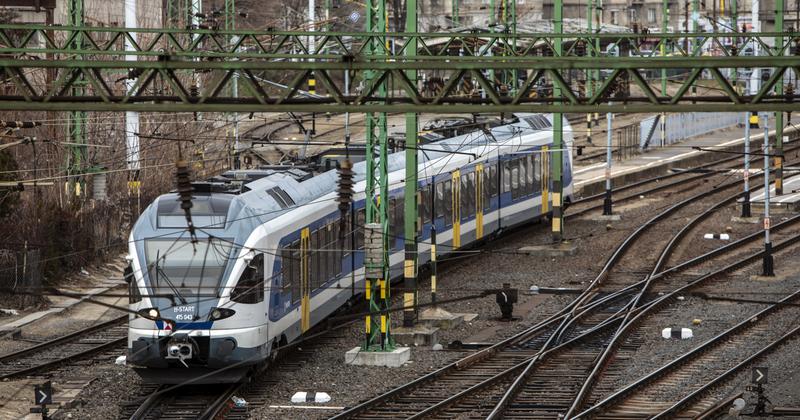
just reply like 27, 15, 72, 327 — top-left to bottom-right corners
640, 112, 745, 150
617, 123, 641, 161
0, 249, 42, 308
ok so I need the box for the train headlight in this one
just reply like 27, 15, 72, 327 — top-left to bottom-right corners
208, 307, 236, 321
137, 307, 160, 321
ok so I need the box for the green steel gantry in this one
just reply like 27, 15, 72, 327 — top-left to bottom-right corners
1, 26, 798, 114
552, 0, 564, 243
403, 0, 418, 329
362, 0, 393, 351
775, 0, 785, 195
67, 0, 86, 198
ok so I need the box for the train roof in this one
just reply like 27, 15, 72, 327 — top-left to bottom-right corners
135, 114, 566, 240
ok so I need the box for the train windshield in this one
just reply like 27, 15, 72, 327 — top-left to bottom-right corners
144, 238, 235, 297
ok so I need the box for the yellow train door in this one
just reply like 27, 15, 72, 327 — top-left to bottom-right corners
476, 164, 484, 240
300, 227, 311, 333
452, 170, 461, 249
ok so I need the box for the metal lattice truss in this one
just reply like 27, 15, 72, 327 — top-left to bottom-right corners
1, 24, 800, 113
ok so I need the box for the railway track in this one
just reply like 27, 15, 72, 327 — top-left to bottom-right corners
117, 324, 347, 419
0, 315, 127, 380
581, 285, 800, 419
568, 139, 800, 218
330, 163, 771, 419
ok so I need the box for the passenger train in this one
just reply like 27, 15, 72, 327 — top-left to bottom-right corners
125, 113, 574, 383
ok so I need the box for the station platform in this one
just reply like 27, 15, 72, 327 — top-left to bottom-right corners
748, 171, 800, 213
572, 119, 796, 198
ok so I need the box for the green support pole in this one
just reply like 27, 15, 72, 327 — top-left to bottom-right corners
510, 0, 517, 94
661, 0, 668, 147
363, 0, 392, 351
594, 2, 600, 126
167, 0, 181, 27
224, 0, 239, 168
692, 0, 699, 100
586, 0, 593, 143
325, 0, 332, 31
402, 0, 418, 328
731, 0, 737, 92
67, 0, 86, 201
775, 0, 784, 195
552, 0, 564, 243
490, 0, 496, 27
452, 0, 458, 27
661, 1, 668, 96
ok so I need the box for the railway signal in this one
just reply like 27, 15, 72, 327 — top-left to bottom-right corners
752, 367, 768, 384
33, 381, 52, 420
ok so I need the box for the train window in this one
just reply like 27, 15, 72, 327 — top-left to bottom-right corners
124, 264, 141, 303
443, 180, 453, 226
534, 153, 542, 187
317, 228, 327, 287
319, 227, 328, 286
483, 170, 491, 211
526, 155, 535, 194
388, 198, 397, 241
396, 194, 405, 247
519, 159, 527, 196
291, 240, 300, 304
503, 161, 511, 193
490, 164, 499, 197
280, 245, 292, 300
467, 172, 476, 217
511, 163, 520, 200
460, 175, 469, 217
326, 224, 334, 282
312, 229, 322, 289
231, 254, 265, 304
435, 182, 445, 219
356, 208, 366, 250
343, 215, 352, 257
420, 186, 431, 225
330, 223, 340, 278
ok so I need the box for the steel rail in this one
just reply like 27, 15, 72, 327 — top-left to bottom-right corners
437, 207, 799, 420
331, 158, 757, 419
564, 184, 758, 417
127, 385, 168, 420
651, 324, 800, 419
484, 170, 758, 419
197, 383, 242, 420
570, 136, 800, 207
0, 314, 126, 363
576, 247, 800, 419
334, 212, 800, 420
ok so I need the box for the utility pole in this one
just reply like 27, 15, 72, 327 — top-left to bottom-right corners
125, 0, 140, 199
552, 0, 564, 243
189, 0, 202, 120
586, 0, 594, 145
775, 0, 784, 195
402, 0, 418, 328
363, 0, 392, 351
692, 0, 699, 100
225, 0, 239, 168
603, 103, 613, 215
762, 113, 775, 276
308, 0, 316, 137
67, 0, 86, 202
661, 0, 668, 147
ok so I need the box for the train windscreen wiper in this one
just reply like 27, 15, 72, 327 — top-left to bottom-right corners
154, 250, 188, 305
